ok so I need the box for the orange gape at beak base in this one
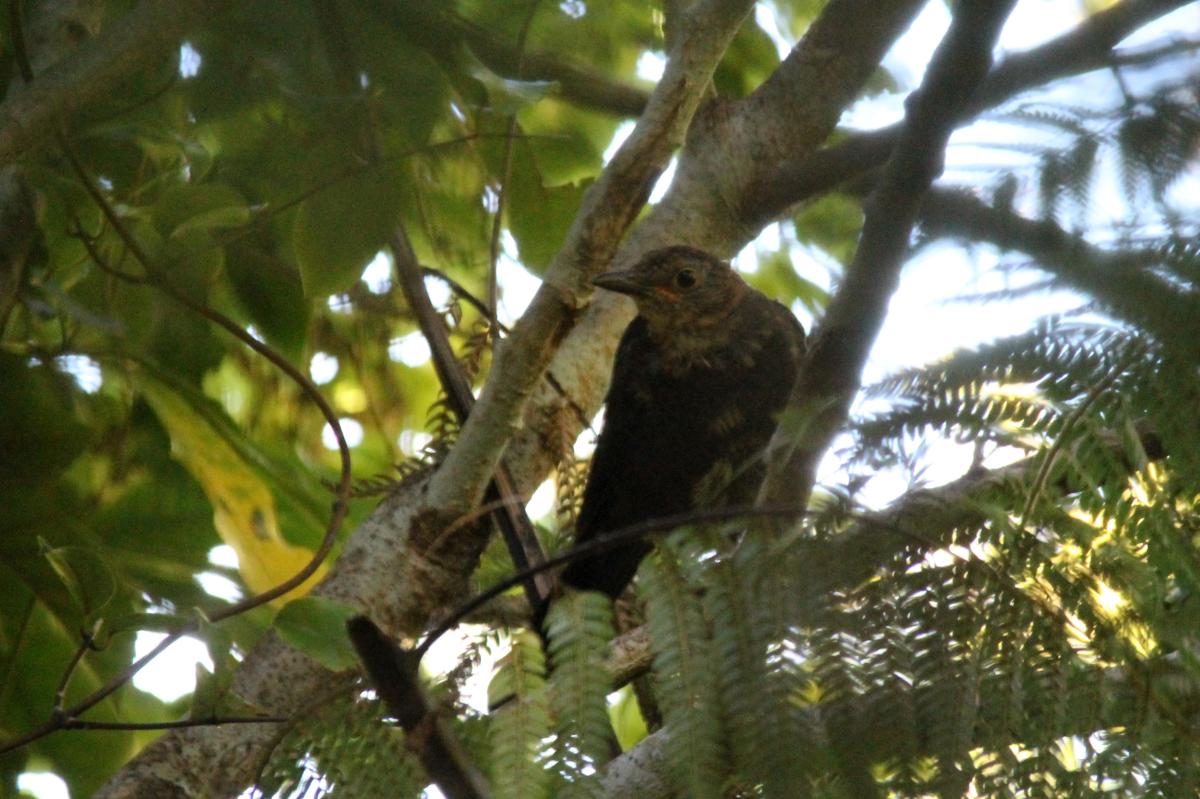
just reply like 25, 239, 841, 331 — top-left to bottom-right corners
651, 286, 681, 302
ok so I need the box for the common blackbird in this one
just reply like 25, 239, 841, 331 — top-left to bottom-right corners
559, 245, 806, 600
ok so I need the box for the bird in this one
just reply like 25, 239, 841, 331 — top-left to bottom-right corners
557, 244, 806, 602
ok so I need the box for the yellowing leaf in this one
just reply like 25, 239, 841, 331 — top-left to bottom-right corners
137, 376, 325, 600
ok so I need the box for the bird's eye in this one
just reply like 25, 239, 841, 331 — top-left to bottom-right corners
674, 268, 696, 289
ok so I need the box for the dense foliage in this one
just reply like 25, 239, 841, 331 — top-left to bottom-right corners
1, 0, 1199, 797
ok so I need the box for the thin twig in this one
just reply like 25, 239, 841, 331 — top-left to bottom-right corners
51, 628, 96, 712
486, 1, 542, 327
412, 503, 809, 662
421, 267, 511, 333
63, 716, 286, 731
348, 617, 489, 799
415, 269, 594, 431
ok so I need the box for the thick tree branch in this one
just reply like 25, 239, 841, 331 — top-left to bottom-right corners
500, 0, 929, 503
758, 0, 1019, 510
744, 0, 1197, 227
636, 0, 925, 256
0, 0, 227, 169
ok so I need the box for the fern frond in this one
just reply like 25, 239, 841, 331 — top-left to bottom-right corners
545, 591, 614, 798
641, 536, 725, 799
490, 631, 552, 799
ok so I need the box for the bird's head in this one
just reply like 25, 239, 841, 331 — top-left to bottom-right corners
592, 246, 746, 335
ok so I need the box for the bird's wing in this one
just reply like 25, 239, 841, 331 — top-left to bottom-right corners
690, 298, 805, 505
572, 317, 655, 543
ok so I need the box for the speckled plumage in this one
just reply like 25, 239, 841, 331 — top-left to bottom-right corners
561, 245, 805, 599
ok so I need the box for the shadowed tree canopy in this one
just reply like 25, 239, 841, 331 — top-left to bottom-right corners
1, 1, 1199, 797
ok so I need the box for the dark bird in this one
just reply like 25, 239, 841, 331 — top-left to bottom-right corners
559, 245, 806, 600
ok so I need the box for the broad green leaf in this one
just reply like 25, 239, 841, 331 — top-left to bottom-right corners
154, 183, 250, 237
273, 596, 360, 671
0, 568, 160, 797
190, 615, 244, 718
746, 248, 830, 316
714, 21, 780, 97
507, 180, 589, 272
792, 191, 864, 266
0, 354, 91, 486
293, 169, 404, 297
161, 228, 225, 291
224, 244, 309, 362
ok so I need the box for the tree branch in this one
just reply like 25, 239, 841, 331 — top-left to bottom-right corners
499, 0, 929, 501
743, 0, 1196, 227
758, 0, 1019, 510
918, 187, 1200, 355
348, 617, 489, 799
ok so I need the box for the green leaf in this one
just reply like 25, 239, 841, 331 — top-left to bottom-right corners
507, 180, 589, 272
293, 169, 404, 297
39, 540, 117, 623
642, 542, 724, 798
0, 354, 91, 486
273, 596, 361, 671
490, 631, 552, 799
746, 248, 830, 316
154, 183, 250, 238
469, 55, 559, 114
792, 192, 864, 266
225, 244, 309, 361
190, 615, 239, 718
161, 228, 225, 290
545, 592, 613, 794
608, 685, 648, 751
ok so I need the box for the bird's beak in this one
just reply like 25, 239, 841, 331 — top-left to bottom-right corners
591, 270, 648, 297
